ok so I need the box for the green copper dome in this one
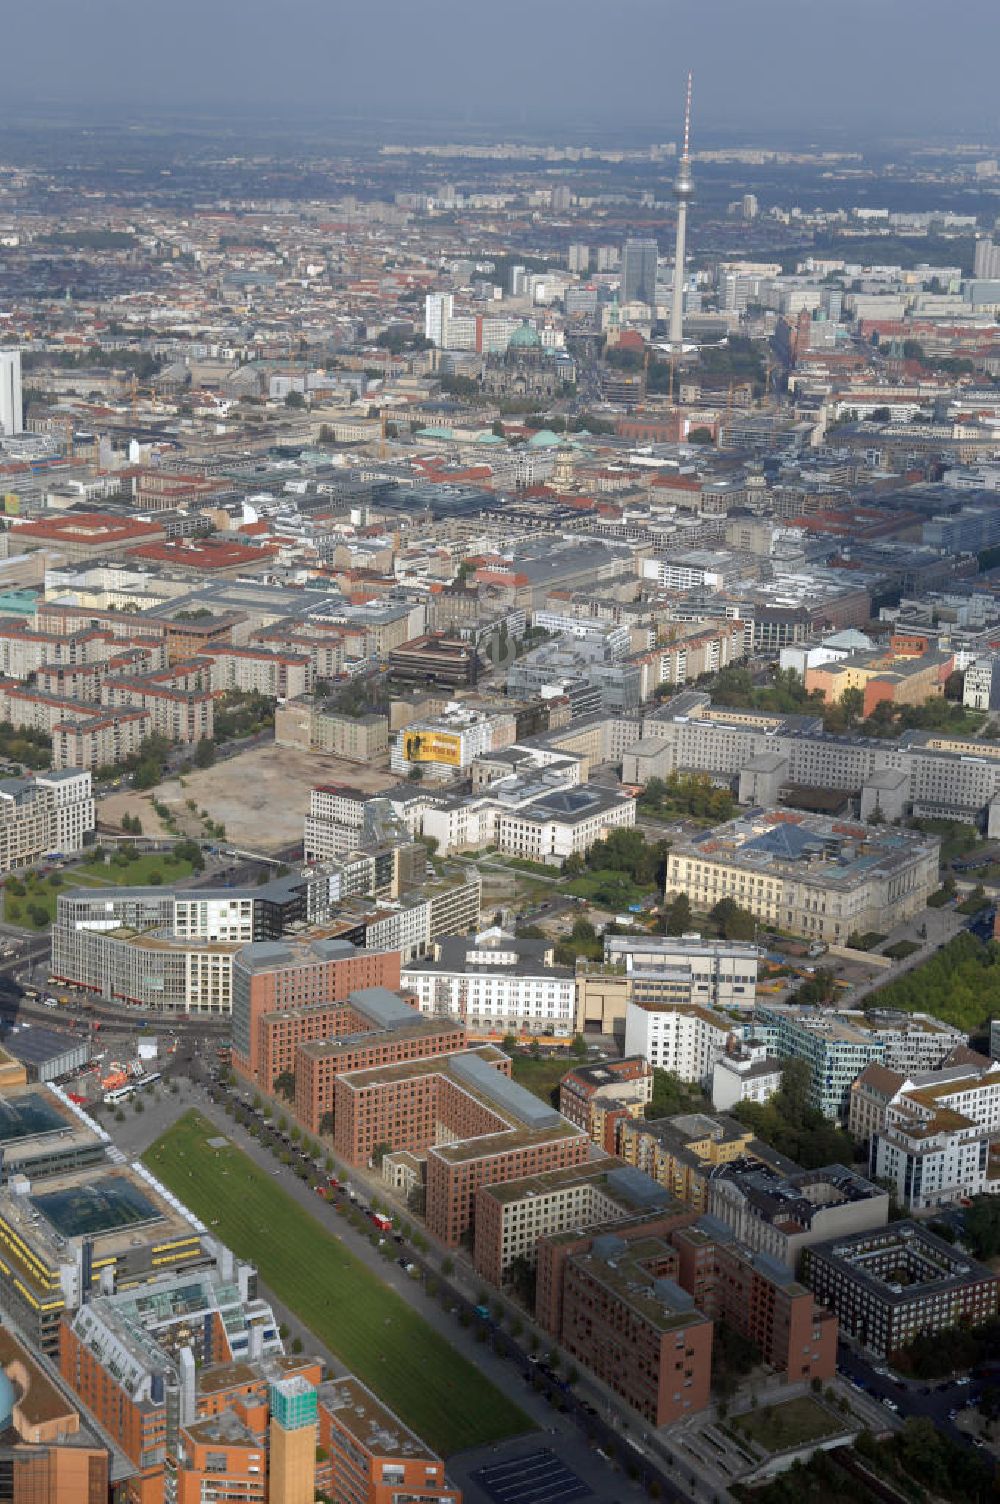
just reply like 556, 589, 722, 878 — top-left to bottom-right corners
508, 321, 542, 349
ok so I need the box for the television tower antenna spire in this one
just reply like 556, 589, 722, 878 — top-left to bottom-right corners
669, 71, 694, 353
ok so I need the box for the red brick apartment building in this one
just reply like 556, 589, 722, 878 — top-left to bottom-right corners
559, 1056, 653, 1152
335, 1046, 590, 1246
231, 939, 402, 1086
294, 1016, 466, 1135
534, 1212, 836, 1427
317, 1376, 461, 1504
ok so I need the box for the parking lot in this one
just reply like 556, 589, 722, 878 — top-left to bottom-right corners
472, 1449, 591, 1504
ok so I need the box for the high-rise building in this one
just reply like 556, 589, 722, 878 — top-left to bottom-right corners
269, 1377, 318, 1504
424, 292, 453, 347
621, 238, 659, 307
568, 242, 590, 273
669, 73, 695, 350
974, 236, 1000, 280
0, 349, 22, 437
742, 193, 759, 221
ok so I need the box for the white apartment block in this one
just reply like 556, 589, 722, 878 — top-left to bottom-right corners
402, 931, 576, 1038
0, 769, 94, 872
872, 1063, 1000, 1211
200, 646, 313, 699
712, 1047, 784, 1112
963, 655, 1000, 712
50, 923, 239, 1015
479, 1170, 636, 1282
624, 1000, 732, 1085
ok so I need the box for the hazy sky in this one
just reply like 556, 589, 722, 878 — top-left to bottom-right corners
5, 0, 998, 141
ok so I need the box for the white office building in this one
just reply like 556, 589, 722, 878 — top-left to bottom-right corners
424, 293, 454, 348
603, 934, 759, 1012
402, 928, 576, 1038
0, 350, 23, 438
624, 999, 732, 1085
0, 769, 94, 872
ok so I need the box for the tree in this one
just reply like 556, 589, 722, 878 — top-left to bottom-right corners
964, 1196, 1000, 1259
194, 737, 216, 769
569, 1033, 588, 1059
710, 897, 756, 941
663, 891, 692, 935
778, 1057, 811, 1119
132, 760, 162, 791
646, 1069, 704, 1120
284, 390, 306, 409
274, 1072, 295, 1103
319, 1112, 335, 1138
507, 1253, 536, 1307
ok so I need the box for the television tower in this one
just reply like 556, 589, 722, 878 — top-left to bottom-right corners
669, 72, 694, 351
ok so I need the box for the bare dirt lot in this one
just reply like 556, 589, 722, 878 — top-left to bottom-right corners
96, 743, 397, 852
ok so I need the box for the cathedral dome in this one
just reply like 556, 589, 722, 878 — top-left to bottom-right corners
508, 321, 542, 350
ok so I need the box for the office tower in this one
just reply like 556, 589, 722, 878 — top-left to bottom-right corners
0, 350, 22, 437
568, 243, 590, 274
669, 72, 695, 350
974, 236, 1000, 280
510, 264, 528, 296
269, 1377, 318, 1504
742, 193, 759, 221
424, 292, 453, 347
621, 238, 659, 307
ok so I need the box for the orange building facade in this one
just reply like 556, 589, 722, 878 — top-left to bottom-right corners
231, 941, 402, 1086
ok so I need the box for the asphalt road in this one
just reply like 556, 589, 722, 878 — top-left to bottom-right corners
837, 1338, 996, 1464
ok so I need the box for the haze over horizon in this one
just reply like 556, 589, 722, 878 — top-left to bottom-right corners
4, 0, 997, 143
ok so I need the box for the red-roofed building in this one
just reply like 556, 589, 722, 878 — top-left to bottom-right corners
11, 512, 167, 563
129, 537, 278, 577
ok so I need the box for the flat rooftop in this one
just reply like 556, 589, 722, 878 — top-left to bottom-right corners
0, 1163, 199, 1270
0, 1084, 106, 1165
810, 1221, 997, 1303
320, 1374, 439, 1462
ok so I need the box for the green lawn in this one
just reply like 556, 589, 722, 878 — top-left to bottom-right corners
564, 867, 653, 908
882, 939, 921, 960
73, 851, 195, 886
144, 1112, 530, 1456
1, 869, 111, 927
733, 1395, 843, 1452
3, 851, 199, 926
510, 1054, 572, 1106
